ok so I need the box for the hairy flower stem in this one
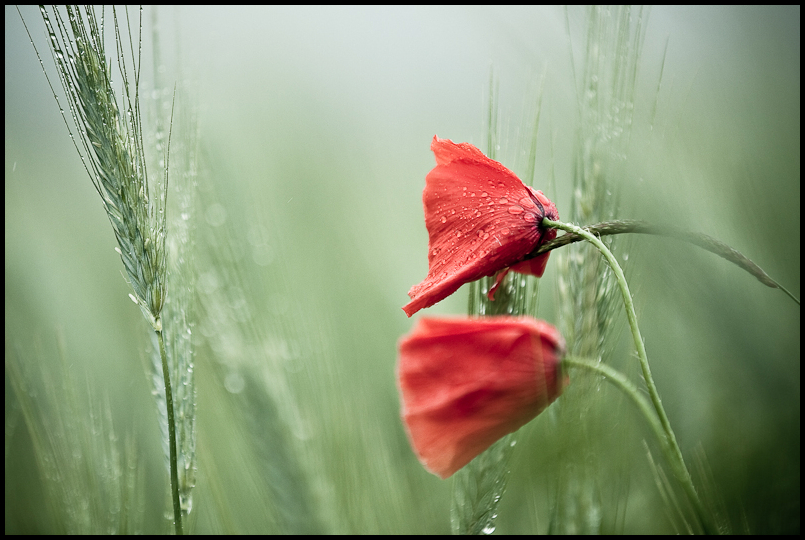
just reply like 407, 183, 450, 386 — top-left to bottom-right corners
157, 330, 183, 535
543, 218, 713, 534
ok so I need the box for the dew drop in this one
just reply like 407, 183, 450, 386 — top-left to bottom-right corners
440, 216, 447, 223
523, 213, 537, 223
224, 372, 245, 394
481, 192, 488, 197
520, 197, 535, 208
499, 197, 508, 204
508, 205, 524, 215
456, 231, 462, 238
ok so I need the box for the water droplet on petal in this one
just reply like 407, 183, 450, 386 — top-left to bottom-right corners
508, 205, 524, 215
440, 216, 447, 223
481, 192, 488, 197
523, 213, 537, 223
499, 197, 508, 204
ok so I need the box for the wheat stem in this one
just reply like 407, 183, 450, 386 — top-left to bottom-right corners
157, 330, 183, 535
544, 218, 713, 534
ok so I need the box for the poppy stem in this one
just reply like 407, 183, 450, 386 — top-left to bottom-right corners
533, 219, 799, 305
561, 356, 666, 461
543, 218, 714, 534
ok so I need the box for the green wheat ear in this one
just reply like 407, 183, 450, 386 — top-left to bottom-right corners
21, 6, 187, 533
7, 334, 147, 534
39, 5, 168, 330
453, 69, 550, 535
551, 5, 647, 534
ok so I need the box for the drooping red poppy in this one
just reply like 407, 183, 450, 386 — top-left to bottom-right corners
403, 136, 559, 317
397, 316, 565, 479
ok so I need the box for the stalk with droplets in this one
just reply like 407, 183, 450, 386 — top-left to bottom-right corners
20, 6, 184, 533
545, 217, 713, 534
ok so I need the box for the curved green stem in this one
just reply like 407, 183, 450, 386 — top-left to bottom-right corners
157, 329, 183, 535
562, 356, 667, 461
531, 219, 798, 305
543, 218, 712, 534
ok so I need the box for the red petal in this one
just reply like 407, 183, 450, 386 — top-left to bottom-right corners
487, 268, 511, 301
403, 136, 559, 317
509, 227, 557, 278
397, 316, 565, 479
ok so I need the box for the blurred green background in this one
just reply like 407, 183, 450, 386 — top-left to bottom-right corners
5, 6, 799, 533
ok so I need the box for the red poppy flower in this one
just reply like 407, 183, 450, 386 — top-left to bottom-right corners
397, 316, 565, 479
403, 136, 559, 317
